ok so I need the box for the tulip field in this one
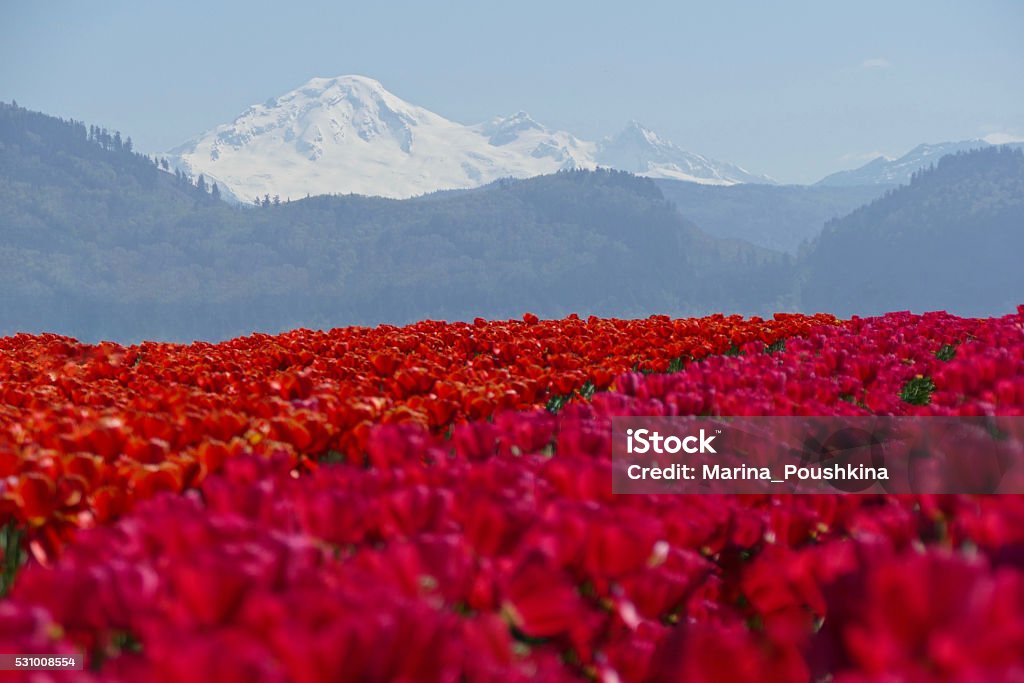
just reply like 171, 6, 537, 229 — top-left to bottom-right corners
2, 308, 1024, 681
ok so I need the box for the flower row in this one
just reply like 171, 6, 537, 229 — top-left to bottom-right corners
4, 308, 1024, 560
0, 313, 834, 554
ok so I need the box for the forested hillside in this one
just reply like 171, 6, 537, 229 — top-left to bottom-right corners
0, 103, 792, 342
655, 179, 888, 253
801, 146, 1024, 316
4, 102, 1019, 341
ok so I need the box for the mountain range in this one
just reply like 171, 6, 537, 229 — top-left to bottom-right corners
3, 101, 1021, 342
816, 139, 1024, 187
168, 75, 1020, 203
167, 75, 774, 202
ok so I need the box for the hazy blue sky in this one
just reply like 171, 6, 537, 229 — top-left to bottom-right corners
2, 0, 1022, 183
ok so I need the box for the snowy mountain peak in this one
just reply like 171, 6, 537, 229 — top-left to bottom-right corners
620, 120, 668, 146
169, 76, 772, 201
306, 74, 386, 89
595, 123, 774, 186
478, 111, 545, 146
498, 110, 537, 124
283, 75, 411, 111
815, 139, 1023, 187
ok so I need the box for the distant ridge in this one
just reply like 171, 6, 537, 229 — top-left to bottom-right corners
803, 145, 1024, 316
815, 139, 1024, 187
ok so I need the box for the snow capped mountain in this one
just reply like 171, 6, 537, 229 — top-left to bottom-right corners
168, 76, 769, 201
815, 140, 1024, 187
594, 121, 774, 185
471, 111, 596, 171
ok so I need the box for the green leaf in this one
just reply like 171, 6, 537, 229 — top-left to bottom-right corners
0, 522, 26, 597
322, 449, 346, 463
546, 393, 569, 414
900, 376, 936, 406
578, 380, 596, 400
